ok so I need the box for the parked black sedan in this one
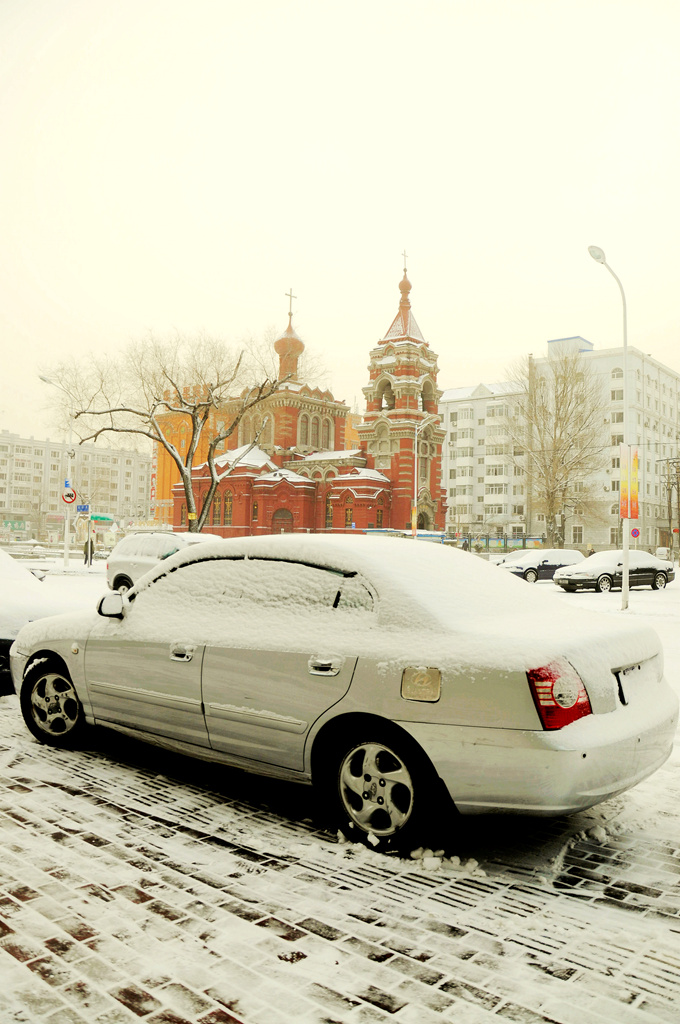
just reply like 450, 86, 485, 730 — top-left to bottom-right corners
554, 550, 675, 593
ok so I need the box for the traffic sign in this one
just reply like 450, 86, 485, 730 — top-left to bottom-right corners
631, 528, 640, 538
62, 487, 77, 504
76, 504, 90, 513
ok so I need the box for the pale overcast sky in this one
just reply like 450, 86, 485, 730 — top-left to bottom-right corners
1, 0, 679, 440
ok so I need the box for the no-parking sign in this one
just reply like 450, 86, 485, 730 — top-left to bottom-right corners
631, 528, 640, 538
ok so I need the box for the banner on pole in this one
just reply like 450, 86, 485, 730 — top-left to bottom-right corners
619, 444, 639, 520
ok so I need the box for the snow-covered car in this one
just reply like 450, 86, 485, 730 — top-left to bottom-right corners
10, 535, 678, 851
499, 548, 584, 582
0, 549, 69, 690
554, 550, 675, 593
488, 549, 526, 566
106, 530, 218, 592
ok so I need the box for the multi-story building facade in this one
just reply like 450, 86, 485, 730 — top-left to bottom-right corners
0, 430, 151, 543
440, 337, 680, 550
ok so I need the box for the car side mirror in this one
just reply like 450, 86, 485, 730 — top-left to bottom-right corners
98, 592, 127, 619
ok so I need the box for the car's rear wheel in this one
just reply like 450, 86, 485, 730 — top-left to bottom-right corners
524, 569, 538, 583
596, 574, 613, 593
113, 576, 133, 594
20, 662, 87, 748
322, 725, 444, 852
652, 572, 667, 590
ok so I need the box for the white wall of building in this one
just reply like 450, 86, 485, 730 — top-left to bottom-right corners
0, 430, 151, 542
439, 339, 680, 550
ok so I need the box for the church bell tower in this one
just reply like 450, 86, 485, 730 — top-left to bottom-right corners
357, 263, 446, 531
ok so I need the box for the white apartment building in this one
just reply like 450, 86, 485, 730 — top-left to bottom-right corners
440, 337, 680, 549
0, 430, 152, 543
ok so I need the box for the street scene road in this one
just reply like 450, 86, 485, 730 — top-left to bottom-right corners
1, 566, 678, 1024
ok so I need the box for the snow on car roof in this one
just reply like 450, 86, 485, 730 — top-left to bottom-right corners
130, 533, 660, 680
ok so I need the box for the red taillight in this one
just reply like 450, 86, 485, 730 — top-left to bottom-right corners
527, 659, 592, 730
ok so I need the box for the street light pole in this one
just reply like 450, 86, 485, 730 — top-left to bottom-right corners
39, 375, 76, 568
588, 246, 630, 609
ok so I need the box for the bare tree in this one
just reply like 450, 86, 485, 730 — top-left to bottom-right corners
44, 332, 285, 531
504, 348, 610, 546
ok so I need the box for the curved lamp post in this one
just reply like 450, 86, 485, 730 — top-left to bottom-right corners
588, 246, 630, 610
39, 375, 76, 568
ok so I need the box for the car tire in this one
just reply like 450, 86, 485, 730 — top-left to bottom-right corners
524, 569, 538, 583
652, 572, 667, 590
321, 724, 444, 853
113, 576, 133, 594
596, 575, 613, 593
20, 661, 87, 748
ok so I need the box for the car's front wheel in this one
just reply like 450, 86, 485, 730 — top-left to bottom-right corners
524, 569, 538, 583
113, 576, 133, 594
20, 662, 87, 748
596, 574, 613, 593
322, 725, 444, 852
652, 572, 667, 590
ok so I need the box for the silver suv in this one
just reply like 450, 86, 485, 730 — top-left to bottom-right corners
107, 531, 217, 592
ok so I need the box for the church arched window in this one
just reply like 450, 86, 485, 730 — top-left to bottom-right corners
212, 493, 221, 526
224, 491, 233, 526
299, 414, 309, 446
311, 416, 320, 447
322, 418, 331, 449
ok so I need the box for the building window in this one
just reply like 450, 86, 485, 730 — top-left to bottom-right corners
376, 508, 383, 528
299, 415, 309, 446
224, 491, 233, 526
611, 390, 623, 401
322, 419, 330, 449
252, 501, 258, 522
611, 367, 623, 379
344, 506, 352, 528
212, 494, 221, 526
180, 504, 186, 525
325, 497, 333, 529
572, 526, 583, 544
311, 417, 320, 447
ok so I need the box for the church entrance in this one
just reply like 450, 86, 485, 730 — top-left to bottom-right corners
272, 509, 294, 533
417, 511, 431, 530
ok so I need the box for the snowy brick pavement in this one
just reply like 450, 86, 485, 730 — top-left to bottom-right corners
1, 695, 679, 1024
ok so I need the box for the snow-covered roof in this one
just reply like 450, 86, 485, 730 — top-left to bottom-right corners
256, 467, 312, 485
298, 449, 363, 462
439, 382, 518, 402
209, 445, 276, 472
382, 308, 426, 344
336, 468, 389, 483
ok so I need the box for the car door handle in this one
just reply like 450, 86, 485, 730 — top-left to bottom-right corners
308, 655, 344, 676
170, 644, 195, 662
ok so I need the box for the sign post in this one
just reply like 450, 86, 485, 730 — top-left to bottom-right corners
61, 485, 76, 568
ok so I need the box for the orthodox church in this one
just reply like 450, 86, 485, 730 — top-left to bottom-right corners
172, 269, 446, 535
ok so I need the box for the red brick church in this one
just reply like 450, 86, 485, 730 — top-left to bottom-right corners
172, 269, 446, 535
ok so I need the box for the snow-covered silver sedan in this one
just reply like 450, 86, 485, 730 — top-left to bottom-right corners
10, 535, 678, 851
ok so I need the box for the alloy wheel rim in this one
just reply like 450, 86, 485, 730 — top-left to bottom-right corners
338, 742, 414, 837
29, 672, 80, 737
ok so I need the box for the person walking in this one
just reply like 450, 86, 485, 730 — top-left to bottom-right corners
83, 535, 94, 565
